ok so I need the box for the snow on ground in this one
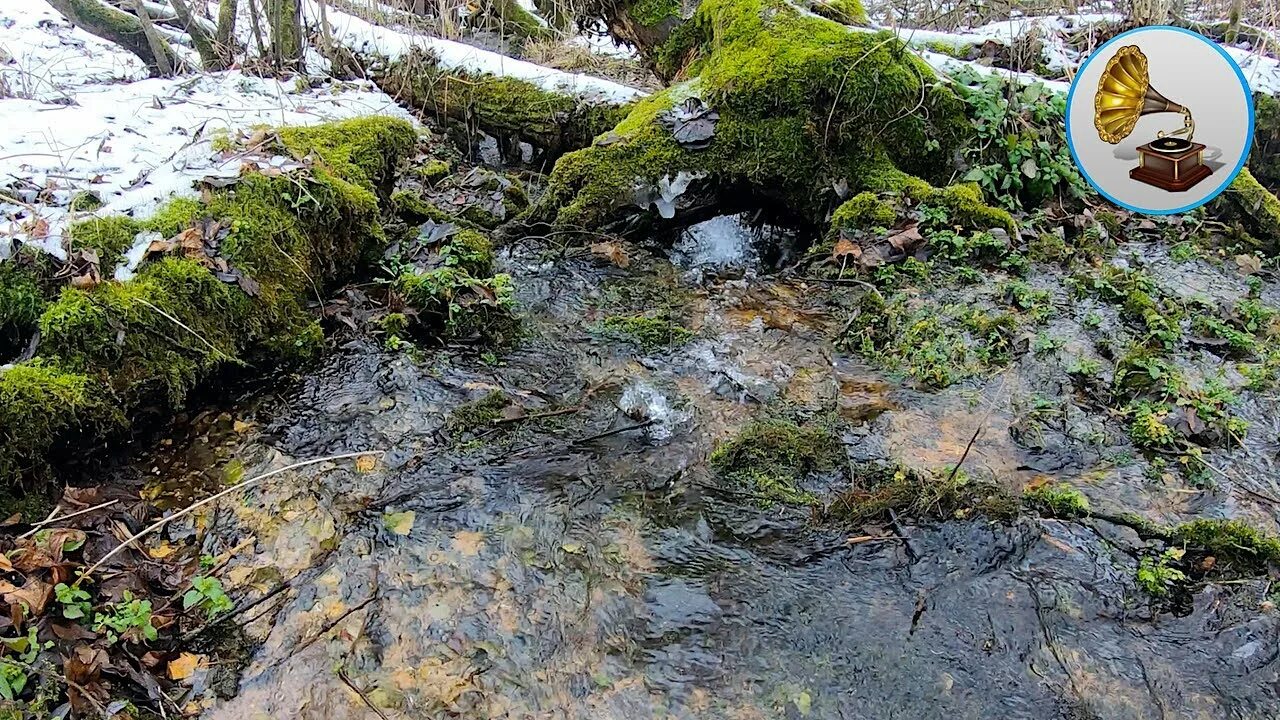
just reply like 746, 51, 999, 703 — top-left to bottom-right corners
306, 0, 646, 103
0, 1, 416, 259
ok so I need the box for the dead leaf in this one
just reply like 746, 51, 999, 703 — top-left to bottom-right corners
70, 274, 98, 290
51, 622, 97, 641
237, 274, 261, 296
1235, 254, 1263, 275
831, 237, 861, 260
4, 577, 52, 615
27, 218, 49, 239
168, 652, 203, 681
175, 226, 204, 253
354, 455, 378, 474
383, 511, 415, 536
886, 223, 923, 252
590, 241, 630, 268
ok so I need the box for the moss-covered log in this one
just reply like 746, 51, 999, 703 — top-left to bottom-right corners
527, 0, 1007, 235
46, 0, 181, 76
1218, 167, 1280, 253
376, 48, 632, 161
0, 116, 418, 485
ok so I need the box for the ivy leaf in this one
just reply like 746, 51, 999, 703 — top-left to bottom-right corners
382, 511, 415, 536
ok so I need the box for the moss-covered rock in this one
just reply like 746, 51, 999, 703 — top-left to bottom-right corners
397, 267, 518, 344
0, 116, 419, 484
0, 255, 53, 360
529, 0, 986, 233
710, 418, 841, 505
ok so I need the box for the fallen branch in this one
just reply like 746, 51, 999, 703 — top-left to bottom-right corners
17, 500, 119, 540
76, 451, 378, 585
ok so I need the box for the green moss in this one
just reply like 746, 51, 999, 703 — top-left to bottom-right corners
398, 268, 518, 343
0, 261, 48, 357
631, 0, 680, 25
379, 50, 631, 156
710, 418, 840, 505
67, 215, 143, 271
39, 258, 249, 404
447, 389, 510, 433
808, 0, 868, 25
531, 0, 978, 230
277, 117, 418, 195
1249, 93, 1280, 188
69, 190, 103, 212
599, 315, 693, 349
1168, 519, 1280, 570
419, 159, 452, 184
827, 192, 896, 239
441, 229, 496, 276
0, 361, 119, 482
1023, 483, 1090, 518
1221, 167, 1280, 253
841, 291, 1017, 388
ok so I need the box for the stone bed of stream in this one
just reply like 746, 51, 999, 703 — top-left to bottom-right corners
109, 214, 1280, 719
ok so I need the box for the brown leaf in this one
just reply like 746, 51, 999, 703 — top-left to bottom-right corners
500, 404, 526, 421
146, 238, 174, 255
175, 226, 204, 253
886, 223, 923, 252
1235, 254, 1263, 276
51, 622, 97, 641
28, 218, 49, 239
70, 274, 98, 290
237, 274, 261, 296
4, 577, 52, 615
168, 652, 203, 681
589, 241, 631, 268
65, 644, 108, 715
831, 237, 861, 260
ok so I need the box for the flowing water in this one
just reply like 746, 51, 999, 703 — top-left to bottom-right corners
119, 217, 1279, 719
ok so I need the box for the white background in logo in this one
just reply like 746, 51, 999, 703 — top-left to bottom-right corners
1066, 27, 1253, 214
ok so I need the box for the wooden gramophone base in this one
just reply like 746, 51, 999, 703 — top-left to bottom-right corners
1130, 163, 1212, 192
1129, 140, 1212, 192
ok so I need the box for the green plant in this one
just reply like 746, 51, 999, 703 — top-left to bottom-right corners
1066, 357, 1102, 377
1136, 548, 1187, 596
0, 627, 48, 701
93, 591, 158, 644
183, 576, 233, 618
54, 582, 92, 620
1032, 332, 1064, 356
953, 67, 1087, 208
1168, 242, 1199, 262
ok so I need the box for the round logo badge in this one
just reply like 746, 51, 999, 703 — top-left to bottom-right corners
1065, 26, 1255, 215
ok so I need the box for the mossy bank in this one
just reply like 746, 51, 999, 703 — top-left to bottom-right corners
0, 116, 418, 490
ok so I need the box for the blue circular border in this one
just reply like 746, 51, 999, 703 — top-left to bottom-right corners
1064, 25, 1256, 216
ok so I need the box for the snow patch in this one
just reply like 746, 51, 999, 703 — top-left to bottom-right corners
307, 0, 646, 103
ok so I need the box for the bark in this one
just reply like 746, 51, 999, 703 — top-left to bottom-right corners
246, 0, 269, 57
216, 0, 240, 55
470, 0, 553, 41
266, 0, 303, 69
170, 0, 226, 69
46, 0, 179, 76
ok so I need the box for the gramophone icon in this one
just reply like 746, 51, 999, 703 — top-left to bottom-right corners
1094, 45, 1212, 192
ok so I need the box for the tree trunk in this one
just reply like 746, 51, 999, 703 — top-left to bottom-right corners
246, 0, 269, 57
216, 0, 240, 56
170, 0, 226, 69
129, 0, 175, 75
266, 0, 303, 70
46, 0, 179, 76
1225, 0, 1243, 44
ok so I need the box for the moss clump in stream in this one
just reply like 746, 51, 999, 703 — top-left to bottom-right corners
529, 0, 1004, 233
0, 116, 419, 484
825, 462, 1019, 524
447, 389, 511, 434
1023, 483, 1090, 518
710, 418, 842, 505
599, 314, 693, 349
397, 268, 518, 344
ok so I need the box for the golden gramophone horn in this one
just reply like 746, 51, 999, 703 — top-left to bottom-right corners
1094, 45, 1192, 144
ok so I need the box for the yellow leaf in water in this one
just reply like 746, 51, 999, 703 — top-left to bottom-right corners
355, 454, 378, 474
232, 420, 252, 434
452, 531, 484, 557
383, 511, 415, 536
794, 690, 812, 716
168, 652, 203, 681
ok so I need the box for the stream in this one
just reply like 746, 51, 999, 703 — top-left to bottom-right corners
115, 215, 1279, 719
